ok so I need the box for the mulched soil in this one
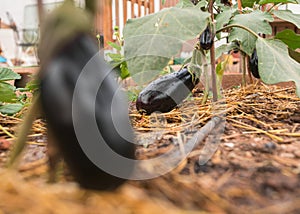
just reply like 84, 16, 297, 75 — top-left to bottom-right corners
0, 83, 300, 214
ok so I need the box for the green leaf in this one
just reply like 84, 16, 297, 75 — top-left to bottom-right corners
256, 38, 300, 96
0, 82, 17, 102
0, 67, 21, 81
275, 29, 300, 50
123, 7, 210, 84
288, 48, 300, 63
189, 49, 205, 80
273, 10, 300, 29
195, 0, 207, 8
107, 41, 122, 51
176, 0, 196, 8
0, 103, 23, 115
216, 7, 235, 32
25, 78, 40, 91
106, 53, 122, 61
228, 11, 273, 55
259, 0, 298, 4
120, 62, 130, 79
242, 0, 259, 7
215, 42, 239, 60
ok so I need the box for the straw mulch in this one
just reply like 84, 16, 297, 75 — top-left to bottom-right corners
0, 83, 300, 214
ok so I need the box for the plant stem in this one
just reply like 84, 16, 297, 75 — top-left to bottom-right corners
246, 55, 253, 84
216, 24, 260, 38
210, 43, 218, 102
6, 94, 40, 169
208, 0, 218, 102
266, 3, 282, 13
0, 124, 15, 139
241, 52, 246, 87
202, 53, 210, 105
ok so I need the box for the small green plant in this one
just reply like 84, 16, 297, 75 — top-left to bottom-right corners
106, 26, 130, 80
0, 68, 24, 115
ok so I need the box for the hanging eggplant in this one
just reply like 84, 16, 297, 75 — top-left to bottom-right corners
220, 0, 232, 6
249, 49, 260, 79
191, 0, 200, 5
199, 26, 214, 50
136, 67, 199, 115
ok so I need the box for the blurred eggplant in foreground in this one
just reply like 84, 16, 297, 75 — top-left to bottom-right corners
39, 1, 135, 190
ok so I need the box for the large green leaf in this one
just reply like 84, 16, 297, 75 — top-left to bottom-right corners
0, 68, 21, 81
0, 82, 17, 103
273, 10, 300, 28
259, 0, 298, 4
275, 29, 300, 50
228, 11, 273, 55
0, 103, 23, 115
256, 38, 300, 96
215, 42, 239, 59
242, 0, 259, 7
216, 7, 235, 31
176, 0, 207, 8
176, 0, 196, 8
123, 7, 210, 84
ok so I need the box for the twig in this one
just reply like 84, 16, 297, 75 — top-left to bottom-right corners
0, 124, 15, 139
253, 198, 300, 214
228, 118, 284, 142
277, 133, 300, 137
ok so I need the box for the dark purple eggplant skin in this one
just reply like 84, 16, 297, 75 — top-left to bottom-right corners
136, 67, 198, 115
249, 49, 260, 79
191, 0, 200, 5
200, 26, 214, 50
221, 0, 232, 6
40, 34, 135, 190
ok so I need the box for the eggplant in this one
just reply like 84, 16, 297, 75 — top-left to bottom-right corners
199, 26, 214, 50
136, 67, 198, 115
249, 49, 260, 79
221, 0, 232, 6
191, 0, 200, 5
40, 34, 135, 190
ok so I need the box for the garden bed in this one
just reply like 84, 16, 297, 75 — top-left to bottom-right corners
0, 83, 300, 213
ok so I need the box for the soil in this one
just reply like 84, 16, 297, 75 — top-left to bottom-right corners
0, 82, 300, 214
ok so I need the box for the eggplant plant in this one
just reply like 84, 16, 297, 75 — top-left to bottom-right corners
123, 0, 300, 109
106, 26, 130, 80
0, 68, 24, 115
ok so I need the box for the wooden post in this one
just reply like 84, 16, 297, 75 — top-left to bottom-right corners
138, 0, 142, 17
123, 0, 128, 25
131, 0, 135, 18
95, 0, 103, 36
149, 0, 154, 14
103, 0, 113, 43
115, 0, 120, 28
